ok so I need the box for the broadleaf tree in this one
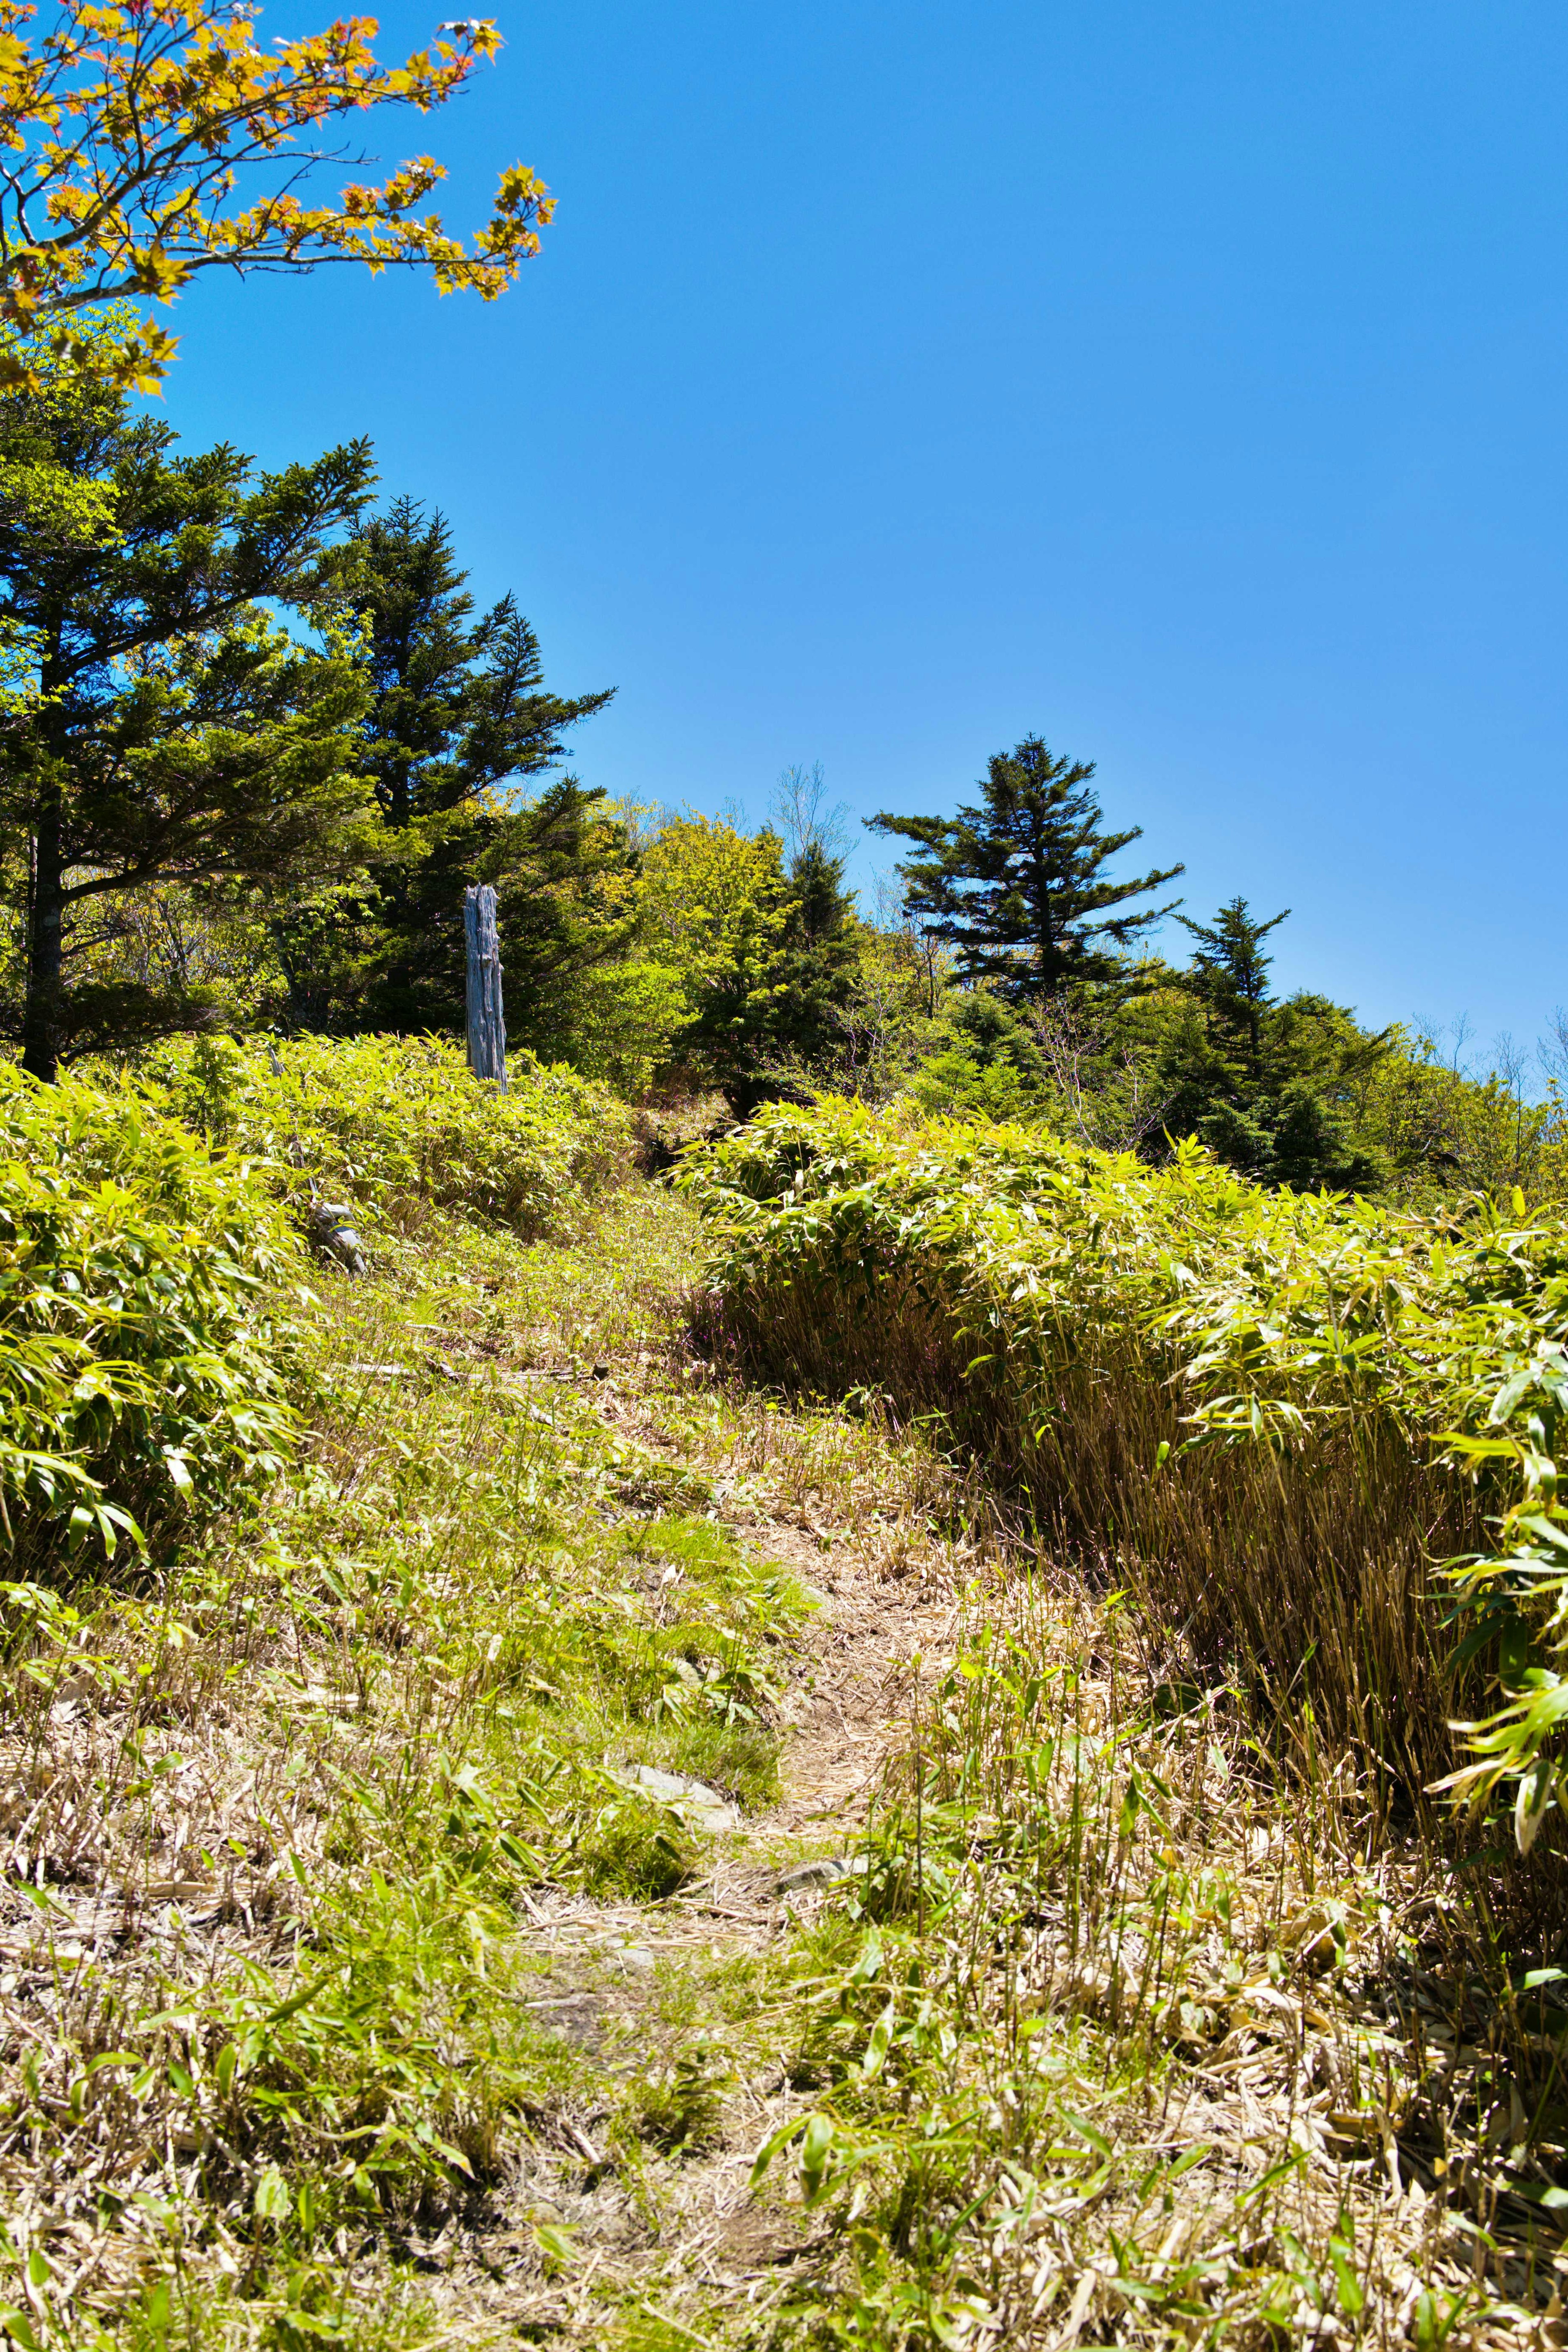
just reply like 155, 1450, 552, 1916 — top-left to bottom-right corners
0, 0, 552, 390
869, 735, 1184, 1000
638, 812, 789, 1105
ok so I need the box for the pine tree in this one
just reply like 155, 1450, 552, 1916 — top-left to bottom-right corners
0, 337, 376, 1080
868, 736, 1183, 999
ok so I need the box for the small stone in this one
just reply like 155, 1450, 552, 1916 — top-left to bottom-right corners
775, 1856, 855, 1894
615, 1765, 741, 1833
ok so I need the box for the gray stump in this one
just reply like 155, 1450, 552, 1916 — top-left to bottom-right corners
464, 883, 508, 1094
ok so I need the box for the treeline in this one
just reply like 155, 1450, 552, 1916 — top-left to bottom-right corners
0, 327, 1557, 1203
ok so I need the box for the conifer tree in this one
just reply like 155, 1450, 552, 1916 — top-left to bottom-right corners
353, 500, 612, 840
868, 736, 1183, 999
1175, 895, 1289, 1074
280, 498, 617, 1033
763, 760, 862, 1079
1156, 899, 1390, 1192
772, 837, 861, 1076
0, 334, 376, 1080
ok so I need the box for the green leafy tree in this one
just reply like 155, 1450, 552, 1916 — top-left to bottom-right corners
1349, 1024, 1555, 1200
869, 736, 1183, 1000
635, 799, 872, 1111
908, 988, 1046, 1123
639, 813, 789, 1105
0, 334, 376, 1080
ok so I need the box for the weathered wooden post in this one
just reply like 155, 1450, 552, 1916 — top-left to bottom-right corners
463, 882, 508, 1093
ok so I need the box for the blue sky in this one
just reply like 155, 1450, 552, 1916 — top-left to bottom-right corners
164, 1, 1568, 1060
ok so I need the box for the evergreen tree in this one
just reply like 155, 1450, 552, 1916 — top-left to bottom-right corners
491, 775, 650, 1060
1154, 900, 1391, 1192
771, 837, 861, 1076
276, 499, 617, 1034
868, 736, 1183, 999
353, 499, 612, 840
0, 338, 376, 1081
1174, 896, 1289, 1074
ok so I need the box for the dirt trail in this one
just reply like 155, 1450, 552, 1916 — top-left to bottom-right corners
429, 1390, 971, 2341
743, 1518, 954, 1837
599, 1369, 963, 1848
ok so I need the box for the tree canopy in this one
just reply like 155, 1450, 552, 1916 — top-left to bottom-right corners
0, 0, 551, 392
869, 735, 1184, 999
0, 378, 1541, 1219
321, 497, 615, 1033
0, 334, 374, 1078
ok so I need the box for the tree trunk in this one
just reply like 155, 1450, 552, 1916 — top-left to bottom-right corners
21, 779, 63, 1083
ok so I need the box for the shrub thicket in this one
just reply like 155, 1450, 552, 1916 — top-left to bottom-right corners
683, 1097, 1568, 1840
1, 1034, 630, 1570
0, 1062, 299, 1565
132, 1031, 633, 1237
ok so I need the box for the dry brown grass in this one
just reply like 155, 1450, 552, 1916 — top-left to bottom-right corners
692, 1238, 1494, 1830
4, 1178, 1568, 2347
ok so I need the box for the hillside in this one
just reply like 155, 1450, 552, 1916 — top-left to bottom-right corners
1, 1045, 1565, 2348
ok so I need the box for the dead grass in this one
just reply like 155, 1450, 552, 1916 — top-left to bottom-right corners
2, 1177, 1567, 2347
742, 1576, 1568, 2348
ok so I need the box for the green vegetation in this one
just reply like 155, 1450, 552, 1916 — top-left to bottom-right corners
868, 732, 1185, 994
0, 368, 1557, 1211
132, 1032, 632, 1241
0, 1055, 817, 2343
684, 1094, 1568, 1827
4, 52, 1568, 2325
5, 1040, 1568, 2345
0, 1060, 298, 1565
0, 327, 379, 1082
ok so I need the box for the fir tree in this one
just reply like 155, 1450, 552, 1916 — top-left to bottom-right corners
279, 498, 617, 1034
771, 836, 861, 1078
0, 336, 376, 1080
1156, 900, 1392, 1192
1174, 896, 1289, 1074
352, 499, 612, 838
868, 736, 1183, 1000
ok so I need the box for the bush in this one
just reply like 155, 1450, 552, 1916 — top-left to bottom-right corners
0, 1061, 300, 1566
682, 1097, 1568, 1843
130, 1032, 633, 1238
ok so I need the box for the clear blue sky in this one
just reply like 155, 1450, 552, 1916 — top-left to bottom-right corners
163, 1, 1568, 1060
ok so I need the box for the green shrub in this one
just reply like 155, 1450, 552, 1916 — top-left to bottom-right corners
682, 1097, 1568, 1845
0, 1060, 300, 1565
131, 1031, 633, 1238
